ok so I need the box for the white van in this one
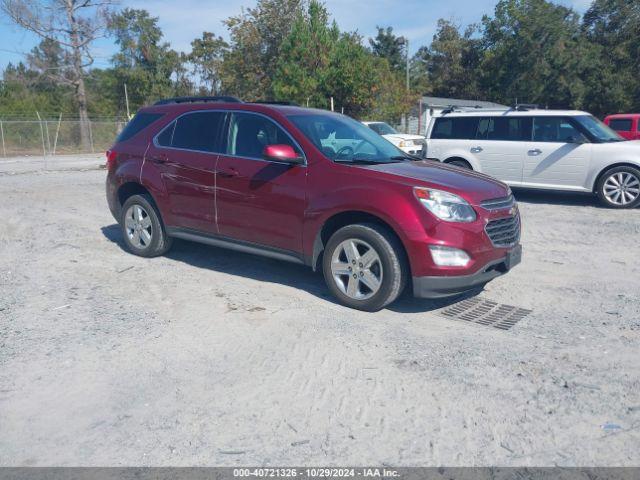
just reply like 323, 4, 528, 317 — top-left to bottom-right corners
426, 106, 640, 208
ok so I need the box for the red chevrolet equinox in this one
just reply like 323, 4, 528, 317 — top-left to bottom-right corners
106, 97, 522, 311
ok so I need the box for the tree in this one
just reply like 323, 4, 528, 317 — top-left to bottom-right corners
108, 8, 190, 109
428, 20, 482, 99
273, 0, 411, 120
272, 0, 338, 108
1, 0, 116, 149
582, 0, 640, 115
220, 0, 305, 99
479, 0, 591, 109
189, 32, 228, 95
409, 46, 431, 95
369, 26, 406, 72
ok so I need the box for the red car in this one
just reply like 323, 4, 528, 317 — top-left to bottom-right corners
106, 97, 521, 311
604, 114, 640, 140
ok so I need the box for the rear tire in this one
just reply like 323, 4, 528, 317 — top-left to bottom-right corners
447, 159, 472, 170
120, 194, 173, 257
322, 223, 407, 312
596, 166, 640, 209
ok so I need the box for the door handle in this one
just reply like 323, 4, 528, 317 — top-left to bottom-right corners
528, 149, 542, 156
470, 146, 483, 153
148, 154, 167, 164
218, 168, 239, 178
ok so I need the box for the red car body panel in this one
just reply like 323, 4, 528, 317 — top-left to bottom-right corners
106, 102, 521, 297
604, 114, 640, 141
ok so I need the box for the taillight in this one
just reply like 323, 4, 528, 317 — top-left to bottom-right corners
106, 150, 118, 171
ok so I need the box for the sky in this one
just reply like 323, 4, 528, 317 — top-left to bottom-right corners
0, 0, 593, 71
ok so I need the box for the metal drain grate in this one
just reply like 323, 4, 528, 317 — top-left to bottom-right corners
439, 297, 532, 330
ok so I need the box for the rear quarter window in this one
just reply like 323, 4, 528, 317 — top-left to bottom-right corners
116, 113, 164, 142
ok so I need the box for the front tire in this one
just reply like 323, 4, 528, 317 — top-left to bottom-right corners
596, 166, 640, 209
120, 194, 173, 257
322, 223, 407, 312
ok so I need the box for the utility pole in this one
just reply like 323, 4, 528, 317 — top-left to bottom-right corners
405, 37, 410, 133
405, 37, 410, 93
124, 83, 131, 120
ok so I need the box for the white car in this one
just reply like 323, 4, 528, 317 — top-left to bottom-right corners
362, 121, 426, 157
426, 107, 640, 208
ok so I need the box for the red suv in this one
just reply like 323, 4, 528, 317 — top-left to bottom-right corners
604, 114, 640, 141
106, 97, 522, 311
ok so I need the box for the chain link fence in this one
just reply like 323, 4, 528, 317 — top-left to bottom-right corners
0, 118, 127, 157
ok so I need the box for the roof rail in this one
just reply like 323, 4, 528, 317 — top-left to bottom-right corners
513, 103, 539, 111
252, 100, 300, 106
154, 96, 242, 106
440, 104, 509, 115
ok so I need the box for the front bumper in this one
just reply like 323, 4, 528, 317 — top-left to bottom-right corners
412, 245, 521, 298
398, 145, 425, 157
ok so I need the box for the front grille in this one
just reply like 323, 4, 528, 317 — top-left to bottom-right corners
485, 215, 520, 247
480, 194, 515, 211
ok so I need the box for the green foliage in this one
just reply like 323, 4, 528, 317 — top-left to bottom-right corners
479, 0, 592, 109
108, 8, 193, 111
189, 32, 229, 95
582, 0, 640, 115
2, 0, 639, 122
415, 20, 483, 99
369, 26, 406, 72
272, 1, 411, 121
220, 0, 306, 100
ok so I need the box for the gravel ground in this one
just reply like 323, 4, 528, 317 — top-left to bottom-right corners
0, 159, 639, 467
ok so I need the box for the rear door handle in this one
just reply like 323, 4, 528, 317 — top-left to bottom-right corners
218, 168, 239, 178
148, 154, 168, 164
470, 146, 483, 153
528, 149, 542, 156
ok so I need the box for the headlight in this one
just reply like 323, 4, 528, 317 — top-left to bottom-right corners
398, 140, 407, 147
414, 187, 476, 222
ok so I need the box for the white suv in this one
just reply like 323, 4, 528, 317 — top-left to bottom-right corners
362, 121, 426, 157
426, 107, 640, 208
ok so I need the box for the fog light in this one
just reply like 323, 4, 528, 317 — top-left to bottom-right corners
429, 246, 471, 267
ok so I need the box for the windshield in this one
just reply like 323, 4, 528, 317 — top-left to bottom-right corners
574, 115, 623, 143
288, 113, 407, 164
367, 122, 398, 135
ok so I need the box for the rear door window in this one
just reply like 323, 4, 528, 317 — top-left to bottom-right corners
487, 117, 532, 141
117, 112, 164, 142
533, 117, 585, 143
609, 119, 633, 132
171, 111, 225, 152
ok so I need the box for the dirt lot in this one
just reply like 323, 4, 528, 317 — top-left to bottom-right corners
1, 158, 639, 467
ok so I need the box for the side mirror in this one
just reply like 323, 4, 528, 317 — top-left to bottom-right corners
262, 144, 304, 164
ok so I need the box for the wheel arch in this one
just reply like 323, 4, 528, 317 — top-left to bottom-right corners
443, 156, 474, 170
591, 162, 640, 193
117, 181, 152, 207
310, 210, 411, 276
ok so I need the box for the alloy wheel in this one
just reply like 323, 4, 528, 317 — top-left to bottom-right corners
124, 204, 153, 249
603, 171, 640, 206
330, 238, 383, 300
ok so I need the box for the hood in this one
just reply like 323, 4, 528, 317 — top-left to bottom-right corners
603, 139, 640, 150
363, 160, 509, 205
383, 134, 425, 143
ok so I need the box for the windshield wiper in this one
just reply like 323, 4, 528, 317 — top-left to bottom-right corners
334, 159, 390, 165
390, 155, 420, 162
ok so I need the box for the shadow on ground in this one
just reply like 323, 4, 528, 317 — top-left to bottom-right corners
512, 188, 599, 207
101, 224, 475, 314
